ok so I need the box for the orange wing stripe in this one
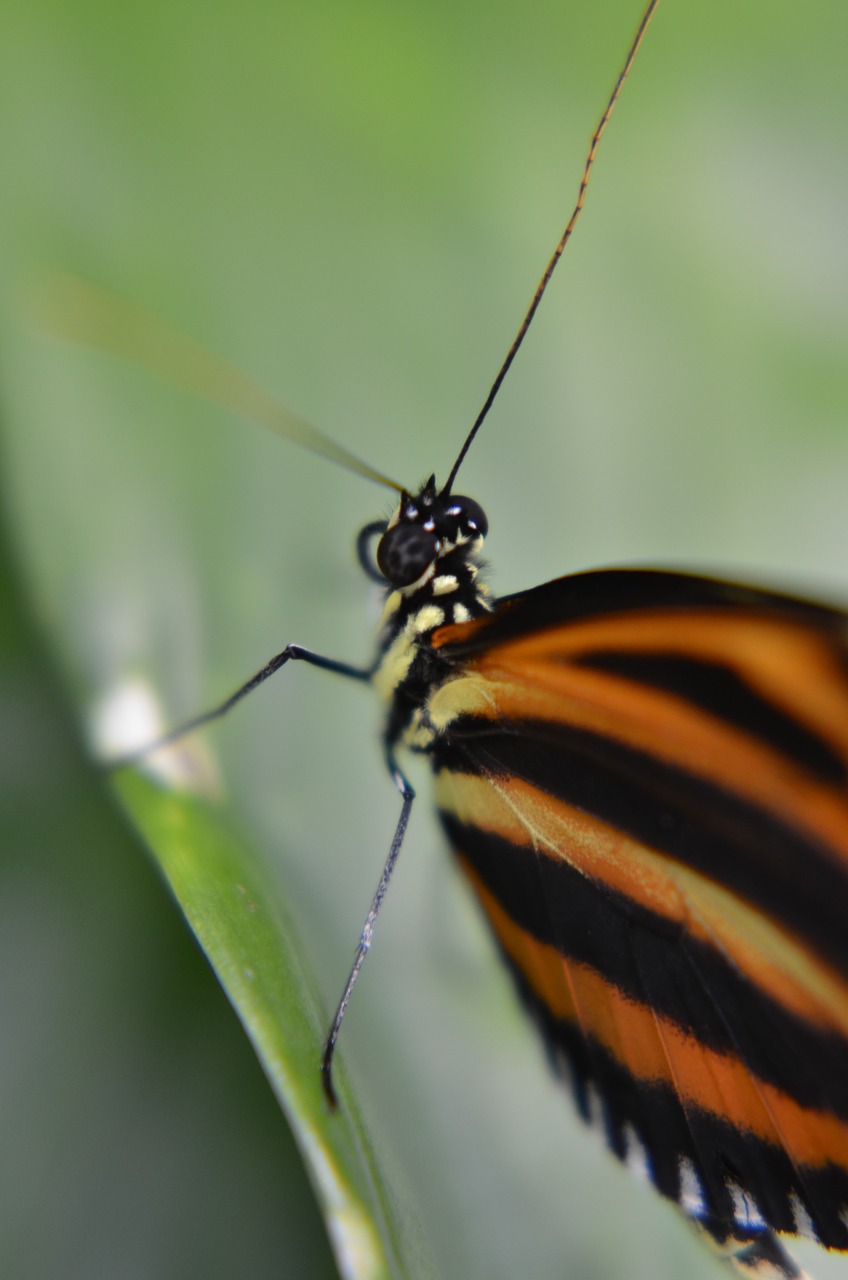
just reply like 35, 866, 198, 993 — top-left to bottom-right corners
429, 613, 848, 867
437, 768, 848, 1039
463, 858, 848, 1173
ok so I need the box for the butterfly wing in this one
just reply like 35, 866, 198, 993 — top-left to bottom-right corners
427, 569, 848, 1253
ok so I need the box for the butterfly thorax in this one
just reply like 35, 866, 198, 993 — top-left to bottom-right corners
366, 476, 492, 748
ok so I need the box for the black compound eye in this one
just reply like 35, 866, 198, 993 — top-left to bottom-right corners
376, 523, 439, 587
446, 495, 488, 539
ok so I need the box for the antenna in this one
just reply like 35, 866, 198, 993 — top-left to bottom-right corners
36, 273, 404, 493
442, 0, 661, 496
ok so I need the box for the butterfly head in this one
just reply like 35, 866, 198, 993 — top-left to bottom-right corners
369, 475, 488, 592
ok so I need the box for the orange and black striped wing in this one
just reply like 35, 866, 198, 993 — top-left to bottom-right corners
427, 568, 848, 1251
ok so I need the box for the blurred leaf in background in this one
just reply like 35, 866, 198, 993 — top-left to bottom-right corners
0, 515, 339, 1279
1, 0, 847, 1277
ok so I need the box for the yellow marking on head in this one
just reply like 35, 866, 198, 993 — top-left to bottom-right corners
432, 575, 459, 596
399, 561, 436, 597
452, 603, 472, 623
409, 604, 445, 635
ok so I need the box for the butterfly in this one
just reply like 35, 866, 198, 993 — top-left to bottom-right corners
45, 0, 848, 1277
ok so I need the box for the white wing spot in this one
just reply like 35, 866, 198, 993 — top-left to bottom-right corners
678, 1156, 707, 1219
790, 1191, 816, 1240
622, 1125, 651, 1184
727, 1181, 766, 1231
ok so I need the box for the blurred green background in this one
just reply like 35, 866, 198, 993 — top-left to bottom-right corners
1, 0, 847, 1276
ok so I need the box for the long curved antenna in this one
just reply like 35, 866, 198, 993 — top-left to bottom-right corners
35, 272, 403, 493
442, 0, 661, 495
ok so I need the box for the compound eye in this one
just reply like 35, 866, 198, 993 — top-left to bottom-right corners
449, 495, 488, 539
377, 523, 439, 586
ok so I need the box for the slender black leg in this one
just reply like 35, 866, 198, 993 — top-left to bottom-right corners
108, 644, 370, 770
321, 750, 415, 1109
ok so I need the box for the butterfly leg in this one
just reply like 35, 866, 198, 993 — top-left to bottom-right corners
321, 749, 415, 1109
107, 643, 371, 769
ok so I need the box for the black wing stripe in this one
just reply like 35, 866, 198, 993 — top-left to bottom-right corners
440, 810, 848, 1117
627, 888, 837, 1237
436, 716, 848, 975
511, 965, 848, 1250
571, 649, 847, 786
440, 569, 846, 656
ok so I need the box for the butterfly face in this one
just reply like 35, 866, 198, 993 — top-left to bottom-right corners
374, 476, 489, 590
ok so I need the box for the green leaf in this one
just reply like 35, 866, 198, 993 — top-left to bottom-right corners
112, 768, 432, 1280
